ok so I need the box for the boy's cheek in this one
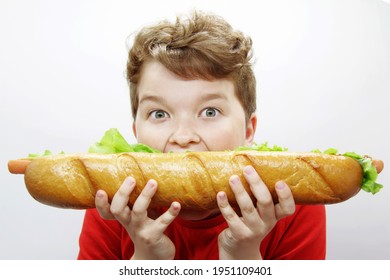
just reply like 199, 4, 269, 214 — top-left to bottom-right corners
203, 123, 247, 150
134, 124, 168, 150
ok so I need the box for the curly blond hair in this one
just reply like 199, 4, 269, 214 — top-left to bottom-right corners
127, 11, 256, 121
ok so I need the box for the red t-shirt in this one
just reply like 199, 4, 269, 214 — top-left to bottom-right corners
77, 205, 326, 260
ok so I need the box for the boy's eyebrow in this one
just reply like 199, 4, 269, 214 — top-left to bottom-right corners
139, 94, 169, 106
199, 92, 229, 102
139, 92, 228, 105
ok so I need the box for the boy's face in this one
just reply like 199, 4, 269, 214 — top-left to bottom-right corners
133, 60, 256, 153
132, 60, 257, 220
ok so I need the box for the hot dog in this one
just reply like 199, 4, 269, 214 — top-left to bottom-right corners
8, 150, 384, 210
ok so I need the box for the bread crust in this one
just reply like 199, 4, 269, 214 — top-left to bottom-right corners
23, 151, 363, 209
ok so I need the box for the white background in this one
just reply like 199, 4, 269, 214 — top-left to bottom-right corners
1, 0, 389, 260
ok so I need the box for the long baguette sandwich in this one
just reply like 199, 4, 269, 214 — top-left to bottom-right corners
8, 129, 384, 210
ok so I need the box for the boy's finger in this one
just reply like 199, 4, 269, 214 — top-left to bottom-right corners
110, 177, 136, 221
95, 190, 115, 220
131, 179, 158, 221
274, 181, 296, 219
229, 175, 261, 227
154, 202, 181, 233
244, 166, 276, 223
217, 191, 247, 236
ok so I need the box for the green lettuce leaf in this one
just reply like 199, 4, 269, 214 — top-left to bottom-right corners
354, 156, 383, 194
235, 142, 287, 152
28, 150, 64, 158
88, 128, 161, 154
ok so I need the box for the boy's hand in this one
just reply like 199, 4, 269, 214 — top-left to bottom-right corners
217, 165, 295, 260
95, 177, 181, 260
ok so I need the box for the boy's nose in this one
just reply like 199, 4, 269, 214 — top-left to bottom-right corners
168, 123, 201, 148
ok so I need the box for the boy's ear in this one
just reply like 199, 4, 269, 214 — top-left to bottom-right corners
245, 113, 257, 146
132, 122, 137, 138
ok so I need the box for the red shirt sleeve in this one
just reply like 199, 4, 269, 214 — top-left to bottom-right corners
261, 205, 326, 260
77, 209, 132, 260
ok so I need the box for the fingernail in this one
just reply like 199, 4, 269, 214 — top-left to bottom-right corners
218, 192, 226, 199
217, 192, 229, 208
230, 175, 240, 186
147, 179, 157, 188
96, 190, 104, 198
244, 166, 255, 175
126, 177, 135, 185
217, 192, 227, 200
276, 181, 286, 190
171, 202, 181, 211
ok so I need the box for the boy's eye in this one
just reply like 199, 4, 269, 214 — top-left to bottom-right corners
201, 107, 220, 118
150, 110, 169, 119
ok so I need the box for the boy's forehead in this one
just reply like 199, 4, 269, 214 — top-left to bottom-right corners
138, 79, 235, 101
140, 60, 231, 85
139, 60, 235, 96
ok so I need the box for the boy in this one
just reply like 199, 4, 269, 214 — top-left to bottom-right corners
78, 11, 326, 260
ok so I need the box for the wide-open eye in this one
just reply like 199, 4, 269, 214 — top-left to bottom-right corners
150, 110, 169, 119
201, 107, 220, 118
